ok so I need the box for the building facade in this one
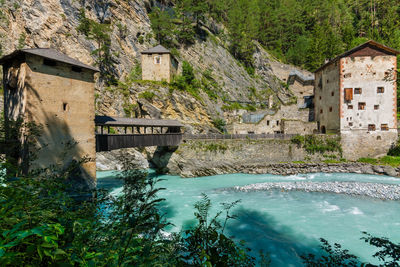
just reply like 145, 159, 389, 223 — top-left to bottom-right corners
141, 45, 178, 83
314, 40, 399, 159
0, 48, 98, 188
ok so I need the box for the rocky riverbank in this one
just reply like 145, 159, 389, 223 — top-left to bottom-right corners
231, 181, 400, 200
170, 162, 400, 178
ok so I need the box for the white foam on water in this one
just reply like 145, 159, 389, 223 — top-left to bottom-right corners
348, 207, 364, 215
320, 201, 340, 213
286, 174, 307, 181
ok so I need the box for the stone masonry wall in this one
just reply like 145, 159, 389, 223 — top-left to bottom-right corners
141, 53, 171, 82
159, 138, 340, 177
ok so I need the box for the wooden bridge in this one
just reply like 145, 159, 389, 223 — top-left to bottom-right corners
95, 116, 183, 152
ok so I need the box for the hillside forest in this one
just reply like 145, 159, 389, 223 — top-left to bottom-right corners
150, 0, 400, 72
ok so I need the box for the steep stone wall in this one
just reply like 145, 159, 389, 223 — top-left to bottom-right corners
155, 138, 341, 177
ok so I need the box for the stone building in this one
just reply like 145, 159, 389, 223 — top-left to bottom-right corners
314, 40, 399, 159
227, 104, 317, 135
141, 45, 178, 83
0, 48, 98, 188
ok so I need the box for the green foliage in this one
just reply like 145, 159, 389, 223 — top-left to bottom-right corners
358, 157, 379, 165
358, 156, 400, 167
189, 141, 229, 153
222, 102, 246, 111
182, 61, 195, 84
170, 61, 202, 101
0, 121, 258, 266
291, 135, 342, 155
180, 194, 256, 266
212, 118, 226, 133
301, 238, 359, 266
138, 91, 156, 101
77, 9, 116, 85
388, 139, 400, 156
303, 233, 400, 266
195, 0, 400, 71
17, 32, 26, 49
149, 7, 175, 47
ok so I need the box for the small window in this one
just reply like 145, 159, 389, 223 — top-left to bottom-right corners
320, 109, 323, 114
319, 96, 322, 100
354, 88, 362, 94
377, 87, 384, 93
63, 103, 68, 111
381, 124, 389, 131
248, 131, 255, 134
277, 121, 280, 126
267, 120, 270, 126
368, 124, 376, 131
348, 105, 353, 109
349, 122, 353, 126
72, 66, 82, 73
358, 102, 366, 110
377, 136, 382, 140
154, 56, 161, 64
326, 79, 329, 83
374, 105, 379, 110
344, 73, 352, 78
329, 107, 333, 112
43, 59, 56, 66
331, 92, 334, 96
344, 88, 353, 101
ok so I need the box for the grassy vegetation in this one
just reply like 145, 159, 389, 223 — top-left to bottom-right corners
358, 156, 400, 167
138, 91, 156, 101
189, 141, 229, 153
291, 134, 342, 155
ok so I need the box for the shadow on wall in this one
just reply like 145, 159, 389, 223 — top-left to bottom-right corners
4, 61, 95, 192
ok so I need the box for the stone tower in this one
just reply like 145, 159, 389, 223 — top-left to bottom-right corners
0, 48, 99, 189
141, 45, 178, 83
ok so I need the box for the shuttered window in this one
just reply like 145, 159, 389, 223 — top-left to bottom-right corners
381, 124, 389, 131
368, 124, 376, 131
344, 88, 353, 101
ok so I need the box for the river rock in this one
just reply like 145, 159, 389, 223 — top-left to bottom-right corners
96, 148, 149, 171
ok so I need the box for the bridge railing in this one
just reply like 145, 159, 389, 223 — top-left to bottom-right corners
183, 133, 297, 140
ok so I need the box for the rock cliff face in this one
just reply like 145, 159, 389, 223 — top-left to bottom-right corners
0, 0, 295, 132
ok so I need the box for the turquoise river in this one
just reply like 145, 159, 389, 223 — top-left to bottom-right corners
97, 171, 400, 266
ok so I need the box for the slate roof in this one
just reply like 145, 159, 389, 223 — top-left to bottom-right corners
141, 45, 170, 54
315, 40, 400, 73
287, 70, 315, 86
0, 48, 99, 72
95, 116, 183, 127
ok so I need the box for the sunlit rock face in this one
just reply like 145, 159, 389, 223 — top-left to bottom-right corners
0, 0, 297, 133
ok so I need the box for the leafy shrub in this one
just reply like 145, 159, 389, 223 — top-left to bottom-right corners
301, 238, 359, 266
181, 194, 256, 266
212, 118, 226, 133
138, 91, 156, 101
291, 135, 342, 155
182, 61, 195, 84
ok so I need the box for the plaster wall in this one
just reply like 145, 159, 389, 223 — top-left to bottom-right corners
314, 62, 340, 133
141, 53, 172, 82
21, 55, 96, 186
340, 55, 397, 132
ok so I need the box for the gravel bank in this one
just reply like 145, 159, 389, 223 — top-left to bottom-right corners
232, 181, 400, 200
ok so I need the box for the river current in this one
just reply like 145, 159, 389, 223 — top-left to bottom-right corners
97, 171, 400, 266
